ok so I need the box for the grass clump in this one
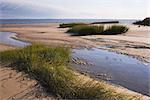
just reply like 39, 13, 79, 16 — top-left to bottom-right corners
103, 25, 129, 35
59, 23, 87, 28
67, 25, 129, 36
67, 25, 104, 36
0, 44, 74, 98
0, 44, 140, 99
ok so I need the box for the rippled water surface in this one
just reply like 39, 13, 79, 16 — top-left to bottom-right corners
72, 48, 150, 96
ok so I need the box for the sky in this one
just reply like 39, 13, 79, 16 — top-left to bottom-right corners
0, 0, 149, 19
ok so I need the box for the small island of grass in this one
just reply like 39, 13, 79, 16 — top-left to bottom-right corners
66, 25, 129, 36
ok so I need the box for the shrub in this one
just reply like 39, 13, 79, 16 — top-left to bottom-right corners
59, 23, 87, 28
67, 25, 104, 36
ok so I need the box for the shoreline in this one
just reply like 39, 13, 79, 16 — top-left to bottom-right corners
1, 30, 149, 63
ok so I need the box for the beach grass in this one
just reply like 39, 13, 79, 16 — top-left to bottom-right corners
67, 25, 129, 36
0, 44, 75, 98
59, 23, 87, 28
103, 25, 129, 35
0, 44, 140, 99
67, 25, 104, 36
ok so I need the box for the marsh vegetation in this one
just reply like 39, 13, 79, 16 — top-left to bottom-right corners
0, 44, 141, 99
67, 25, 104, 36
66, 24, 129, 36
102, 25, 129, 35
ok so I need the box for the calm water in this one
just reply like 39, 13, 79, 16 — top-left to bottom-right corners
0, 19, 137, 24
0, 32, 149, 96
0, 32, 30, 47
72, 48, 150, 96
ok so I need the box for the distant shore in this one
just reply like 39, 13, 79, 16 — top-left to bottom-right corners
0, 19, 137, 24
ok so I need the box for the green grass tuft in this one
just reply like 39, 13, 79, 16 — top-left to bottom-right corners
0, 44, 140, 99
0, 44, 75, 98
67, 25, 104, 36
103, 25, 129, 35
67, 25, 129, 36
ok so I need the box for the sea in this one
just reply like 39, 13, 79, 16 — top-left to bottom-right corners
0, 19, 138, 24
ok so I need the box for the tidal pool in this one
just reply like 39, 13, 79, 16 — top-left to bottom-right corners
0, 32, 30, 47
72, 48, 150, 96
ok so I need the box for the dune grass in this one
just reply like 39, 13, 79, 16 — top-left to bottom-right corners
67, 25, 104, 36
103, 25, 129, 35
0, 44, 74, 98
67, 25, 129, 36
59, 23, 87, 28
0, 44, 141, 99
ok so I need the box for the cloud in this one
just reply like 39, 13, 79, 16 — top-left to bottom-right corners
0, 0, 71, 19
0, 0, 149, 19
0, 0, 101, 19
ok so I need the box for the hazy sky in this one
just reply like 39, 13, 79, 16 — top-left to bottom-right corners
0, 0, 149, 19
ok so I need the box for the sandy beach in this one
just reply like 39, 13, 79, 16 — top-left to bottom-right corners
0, 23, 150, 99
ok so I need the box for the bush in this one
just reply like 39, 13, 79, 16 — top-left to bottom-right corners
59, 23, 87, 28
67, 25, 129, 36
67, 25, 104, 36
103, 25, 129, 35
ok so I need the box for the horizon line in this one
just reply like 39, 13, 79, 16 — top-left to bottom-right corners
0, 18, 143, 20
